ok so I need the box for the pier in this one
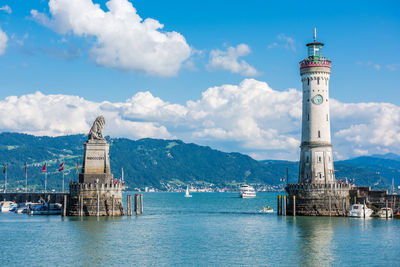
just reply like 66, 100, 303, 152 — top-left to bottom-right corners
0, 192, 65, 203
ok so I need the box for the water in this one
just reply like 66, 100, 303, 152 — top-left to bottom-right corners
1, 192, 399, 266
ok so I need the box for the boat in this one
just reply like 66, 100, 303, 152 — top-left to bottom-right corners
377, 207, 393, 218
184, 186, 192, 198
0, 201, 17, 212
259, 205, 274, 213
15, 202, 34, 214
29, 203, 62, 215
348, 204, 373, 218
239, 184, 256, 198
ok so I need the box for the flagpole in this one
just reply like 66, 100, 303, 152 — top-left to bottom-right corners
25, 163, 28, 193
62, 171, 64, 193
4, 165, 7, 193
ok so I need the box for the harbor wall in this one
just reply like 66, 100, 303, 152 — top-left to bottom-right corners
0, 192, 65, 203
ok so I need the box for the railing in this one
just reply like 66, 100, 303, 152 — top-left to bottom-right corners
300, 59, 331, 69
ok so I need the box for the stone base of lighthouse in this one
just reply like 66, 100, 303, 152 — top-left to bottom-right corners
285, 183, 353, 216
67, 182, 125, 216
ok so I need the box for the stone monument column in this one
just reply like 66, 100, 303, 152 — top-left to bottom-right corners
67, 116, 125, 216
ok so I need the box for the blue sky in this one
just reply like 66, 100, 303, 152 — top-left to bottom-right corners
0, 0, 399, 160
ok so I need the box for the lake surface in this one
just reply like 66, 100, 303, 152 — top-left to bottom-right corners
1, 192, 399, 266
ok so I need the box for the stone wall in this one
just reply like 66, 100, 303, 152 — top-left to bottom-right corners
286, 183, 352, 216
67, 182, 124, 216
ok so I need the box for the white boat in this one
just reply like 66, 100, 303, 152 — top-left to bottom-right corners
348, 204, 373, 218
184, 186, 192, 198
239, 184, 256, 198
0, 201, 17, 212
377, 207, 393, 218
259, 206, 274, 213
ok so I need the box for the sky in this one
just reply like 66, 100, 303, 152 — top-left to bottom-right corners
0, 0, 399, 161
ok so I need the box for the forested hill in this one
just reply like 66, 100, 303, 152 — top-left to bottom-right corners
0, 132, 395, 191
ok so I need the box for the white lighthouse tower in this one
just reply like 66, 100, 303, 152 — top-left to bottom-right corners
298, 29, 335, 185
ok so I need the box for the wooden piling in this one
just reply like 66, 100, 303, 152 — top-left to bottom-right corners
363, 199, 366, 219
293, 195, 296, 216
96, 191, 100, 216
127, 195, 132, 216
283, 195, 287, 216
386, 199, 388, 219
135, 194, 140, 215
140, 194, 143, 214
63, 194, 67, 217
47, 194, 51, 215
112, 195, 115, 216
277, 195, 282, 216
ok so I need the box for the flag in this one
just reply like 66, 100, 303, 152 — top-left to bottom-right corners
2, 164, 6, 174
76, 161, 79, 174
42, 163, 46, 172
58, 162, 64, 172
25, 163, 28, 178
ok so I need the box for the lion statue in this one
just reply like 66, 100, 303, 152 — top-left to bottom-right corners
88, 115, 106, 140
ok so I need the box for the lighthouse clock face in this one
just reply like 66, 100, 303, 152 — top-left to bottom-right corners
312, 94, 323, 105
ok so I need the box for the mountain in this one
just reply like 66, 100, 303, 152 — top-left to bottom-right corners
0, 132, 396, 191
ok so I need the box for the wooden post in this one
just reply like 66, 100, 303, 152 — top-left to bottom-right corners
127, 195, 132, 216
386, 199, 388, 219
112, 195, 115, 216
135, 194, 140, 215
293, 195, 296, 216
47, 194, 51, 215
140, 194, 143, 214
363, 199, 366, 219
63, 194, 67, 217
277, 195, 282, 216
283, 195, 287, 216
329, 195, 331, 216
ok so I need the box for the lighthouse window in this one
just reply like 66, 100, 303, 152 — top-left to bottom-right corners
317, 78, 320, 85
318, 156, 322, 162
307, 78, 310, 85
306, 156, 309, 163
318, 130, 321, 138
319, 173, 322, 179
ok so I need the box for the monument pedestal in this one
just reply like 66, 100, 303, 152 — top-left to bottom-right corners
286, 183, 352, 216
67, 182, 124, 216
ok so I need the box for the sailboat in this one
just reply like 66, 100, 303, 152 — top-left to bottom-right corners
184, 186, 192, 198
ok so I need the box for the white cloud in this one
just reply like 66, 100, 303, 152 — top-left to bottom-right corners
268, 34, 296, 51
2, 79, 400, 160
0, 5, 11, 14
208, 44, 259, 76
31, 0, 191, 76
0, 27, 8, 55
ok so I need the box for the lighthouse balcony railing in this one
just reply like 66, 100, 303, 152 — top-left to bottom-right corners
300, 58, 331, 69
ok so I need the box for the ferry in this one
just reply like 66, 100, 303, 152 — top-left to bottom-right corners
15, 202, 35, 214
348, 204, 373, 218
239, 184, 256, 198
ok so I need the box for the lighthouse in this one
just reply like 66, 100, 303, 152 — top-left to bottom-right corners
298, 28, 335, 185
285, 29, 351, 216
